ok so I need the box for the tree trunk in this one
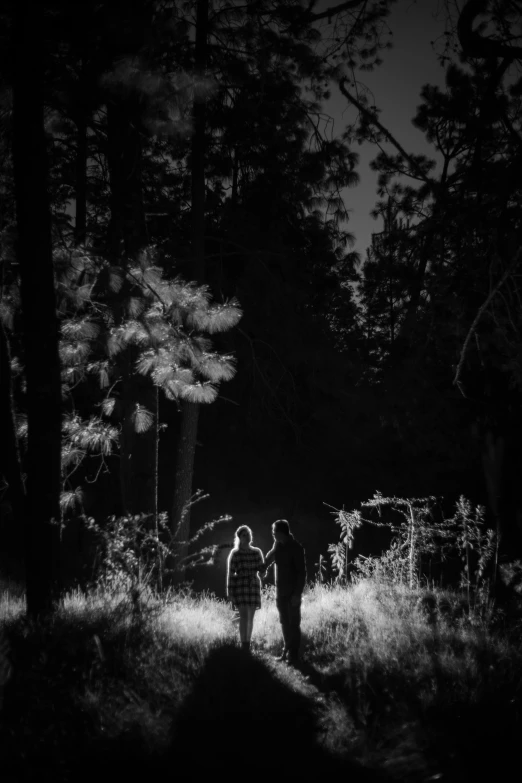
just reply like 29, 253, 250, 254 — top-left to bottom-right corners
0, 322, 26, 555
171, 0, 209, 580
388, 265, 395, 351
74, 110, 87, 246
13, 0, 62, 618
106, 98, 155, 516
118, 357, 157, 516
231, 148, 239, 206
171, 401, 200, 571
189, 0, 209, 285
106, 99, 146, 259
153, 387, 163, 590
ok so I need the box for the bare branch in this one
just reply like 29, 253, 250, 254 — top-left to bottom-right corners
338, 79, 436, 188
308, 0, 369, 23
453, 248, 522, 396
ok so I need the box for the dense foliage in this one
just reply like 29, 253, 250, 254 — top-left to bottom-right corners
1, 0, 522, 611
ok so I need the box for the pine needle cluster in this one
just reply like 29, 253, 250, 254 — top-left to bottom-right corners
40, 246, 241, 519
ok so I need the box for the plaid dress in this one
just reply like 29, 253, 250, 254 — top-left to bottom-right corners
227, 547, 264, 608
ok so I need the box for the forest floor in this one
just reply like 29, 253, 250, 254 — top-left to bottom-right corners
1, 579, 521, 782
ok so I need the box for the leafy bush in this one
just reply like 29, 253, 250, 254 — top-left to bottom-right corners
325, 493, 498, 610
85, 490, 231, 599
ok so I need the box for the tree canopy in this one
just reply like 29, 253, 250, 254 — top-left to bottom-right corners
2, 0, 522, 613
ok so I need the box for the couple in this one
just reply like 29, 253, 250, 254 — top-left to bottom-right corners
226, 519, 307, 664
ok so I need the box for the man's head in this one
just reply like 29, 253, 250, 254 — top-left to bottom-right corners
272, 519, 290, 543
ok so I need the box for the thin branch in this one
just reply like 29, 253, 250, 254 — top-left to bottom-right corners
496, 289, 520, 339
205, 235, 286, 258
237, 327, 300, 437
453, 248, 522, 396
308, 0, 368, 23
500, 105, 522, 150
217, 395, 240, 406
204, 235, 285, 284
338, 79, 437, 189
85, 456, 106, 484
126, 268, 167, 310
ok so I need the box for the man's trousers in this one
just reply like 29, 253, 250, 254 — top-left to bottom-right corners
276, 595, 302, 659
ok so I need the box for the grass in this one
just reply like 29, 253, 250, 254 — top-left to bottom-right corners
1, 577, 521, 782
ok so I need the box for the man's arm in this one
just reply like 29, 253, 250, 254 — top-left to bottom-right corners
259, 546, 276, 577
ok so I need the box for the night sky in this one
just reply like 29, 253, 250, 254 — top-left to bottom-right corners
325, 0, 447, 258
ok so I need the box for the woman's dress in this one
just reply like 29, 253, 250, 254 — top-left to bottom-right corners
227, 547, 264, 608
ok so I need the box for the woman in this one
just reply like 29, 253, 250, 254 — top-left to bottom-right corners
226, 525, 264, 651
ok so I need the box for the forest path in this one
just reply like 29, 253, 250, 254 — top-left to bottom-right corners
167, 643, 390, 781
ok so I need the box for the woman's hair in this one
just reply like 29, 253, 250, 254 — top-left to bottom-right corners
233, 525, 253, 549
272, 519, 290, 536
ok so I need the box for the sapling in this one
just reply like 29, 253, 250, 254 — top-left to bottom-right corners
315, 553, 328, 584
85, 490, 231, 607
325, 492, 454, 588
324, 504, 364, 583
446, 496, 497, 613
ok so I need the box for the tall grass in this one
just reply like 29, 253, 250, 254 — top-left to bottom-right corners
1, 577, 521, 781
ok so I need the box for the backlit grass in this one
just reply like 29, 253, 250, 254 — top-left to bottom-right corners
1, 578, 521, 781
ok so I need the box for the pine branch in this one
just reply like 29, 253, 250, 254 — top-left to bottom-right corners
126, 266, 168, 311
60, 487, 84, 512
186, 301, 242, 333
61, 318, 99, 340
458, 0, 522, 60
238, 327, 301, 437
198, 353, 237, 382
130, 404, 154, 434
59, 340, 91, 366
64, 415, 119, 455
180, 382, 218, 404
100, 397, 116, 417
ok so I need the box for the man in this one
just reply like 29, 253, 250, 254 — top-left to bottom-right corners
260, 519, 307, 665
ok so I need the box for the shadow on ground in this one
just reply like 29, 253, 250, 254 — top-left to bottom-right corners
165, 643, 388, 782
290, 655, 522, 783
1, 641, 390, 783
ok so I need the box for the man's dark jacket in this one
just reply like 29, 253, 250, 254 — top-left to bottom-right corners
262, 535, 306, 599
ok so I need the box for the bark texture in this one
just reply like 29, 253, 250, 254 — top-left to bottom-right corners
13, 0, 62, 617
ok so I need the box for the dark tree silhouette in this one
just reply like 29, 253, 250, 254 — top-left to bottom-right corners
12, 0, 62, 616
342, 3, 522, 560
171, 0, 209, 579
0, 322, 25, 544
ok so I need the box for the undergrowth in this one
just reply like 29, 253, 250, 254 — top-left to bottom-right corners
1, 578, 521, 782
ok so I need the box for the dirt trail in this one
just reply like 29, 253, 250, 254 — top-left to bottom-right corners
168, 643, 389, 781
